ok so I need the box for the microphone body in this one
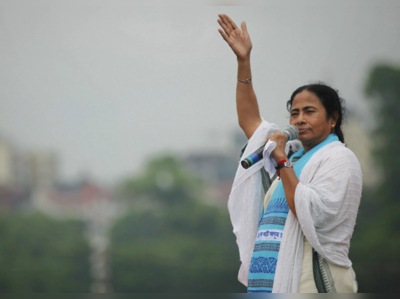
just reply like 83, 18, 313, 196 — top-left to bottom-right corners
241, 125, 299, 169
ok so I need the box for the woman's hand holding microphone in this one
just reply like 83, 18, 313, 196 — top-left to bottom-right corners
265, 132, 289, 163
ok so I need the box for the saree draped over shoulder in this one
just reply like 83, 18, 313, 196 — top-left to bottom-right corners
228, 120, 362, 293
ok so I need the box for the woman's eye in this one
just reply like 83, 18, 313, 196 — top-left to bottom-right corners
290, 113, 298, 116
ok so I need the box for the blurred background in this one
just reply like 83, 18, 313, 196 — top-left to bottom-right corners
0, 1, 399, 293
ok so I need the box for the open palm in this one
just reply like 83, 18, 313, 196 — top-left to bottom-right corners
218, 14, 252, 60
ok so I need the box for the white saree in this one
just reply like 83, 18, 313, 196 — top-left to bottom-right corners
228, 120, 362, 293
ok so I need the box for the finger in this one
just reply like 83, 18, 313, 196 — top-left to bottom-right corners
218, 29, 229, 42
264, 134, 274, 144
224, 14, 238, 30
274, 131, 286, 138
221, 14, 235, 32
217, 18, 231, 35
241, 21, 248, 34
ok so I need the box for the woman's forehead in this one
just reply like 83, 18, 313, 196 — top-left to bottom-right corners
291, 90, 322, 109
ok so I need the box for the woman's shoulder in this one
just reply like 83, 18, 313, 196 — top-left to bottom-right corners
333, 142, 361, 164
312, 142, 362, 179
301, 141, 360, 174
301, 141, 363, 188
317, 141, 360, 162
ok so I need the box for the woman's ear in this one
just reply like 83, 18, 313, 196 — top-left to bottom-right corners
332, 111, 339, 126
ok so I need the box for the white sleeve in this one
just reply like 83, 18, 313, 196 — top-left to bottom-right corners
228, 119, 280, 286
294, 145, 362, 267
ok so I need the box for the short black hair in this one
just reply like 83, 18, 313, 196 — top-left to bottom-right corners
286, 82, 346, 143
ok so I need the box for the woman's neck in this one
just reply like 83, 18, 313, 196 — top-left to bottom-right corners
302, 133, 334, 153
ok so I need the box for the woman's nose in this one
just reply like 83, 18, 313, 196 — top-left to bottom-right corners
297, 113, 306, 125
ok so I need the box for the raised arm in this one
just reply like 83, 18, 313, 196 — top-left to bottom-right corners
218, 14, 262, 139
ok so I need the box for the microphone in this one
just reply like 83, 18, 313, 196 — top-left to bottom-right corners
241, 125, 299, 169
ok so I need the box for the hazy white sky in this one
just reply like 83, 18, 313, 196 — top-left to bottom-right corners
0, 3, 399, 184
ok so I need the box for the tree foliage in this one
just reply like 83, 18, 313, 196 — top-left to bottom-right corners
110, 155, 246, 292
0, 212, 91, 292
350, 65, 400, 293
117, 155, 204, 206
110, 204, 245, 293
365, 65, 400, 205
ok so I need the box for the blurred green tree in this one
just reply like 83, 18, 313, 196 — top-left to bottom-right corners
0, 212, 91, 292
350, 65, 400, 293
118, 155, 204, 207
111, 155, 246, 292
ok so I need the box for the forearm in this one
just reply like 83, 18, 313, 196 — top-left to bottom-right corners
279, 166, 300, 219
236, 56, 262, 139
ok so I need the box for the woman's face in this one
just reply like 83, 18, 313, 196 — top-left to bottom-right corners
289, 90, 337, 152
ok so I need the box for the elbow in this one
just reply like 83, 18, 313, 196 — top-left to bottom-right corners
238, 118, 262, 140
238, 121, 251, 139
238, 120, 246, 132
238, 118, 247, 130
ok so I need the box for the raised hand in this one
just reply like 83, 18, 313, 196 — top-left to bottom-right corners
218, 14, 252, 61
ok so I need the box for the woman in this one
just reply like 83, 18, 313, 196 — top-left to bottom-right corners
218, 14, 362, 293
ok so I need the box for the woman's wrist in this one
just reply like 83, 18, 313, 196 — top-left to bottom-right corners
237, 55, 251, 64
273, 153, 288, 163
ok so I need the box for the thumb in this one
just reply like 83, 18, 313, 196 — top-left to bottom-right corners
241, 21, 248, 34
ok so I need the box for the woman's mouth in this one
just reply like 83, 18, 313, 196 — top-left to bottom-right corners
298, 128, 308, 134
